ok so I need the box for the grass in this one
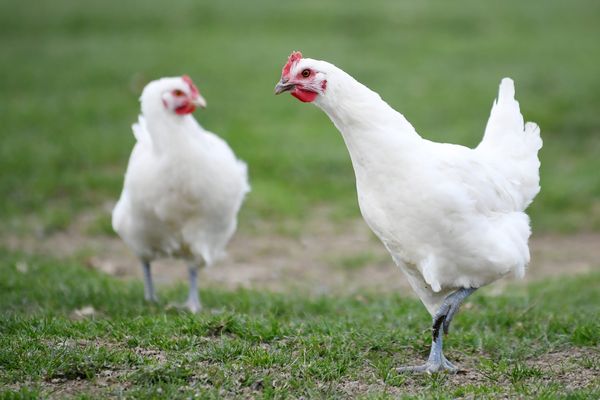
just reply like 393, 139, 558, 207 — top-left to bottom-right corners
1, 0, 600, 233
0, 251, 598, 398
1, 1, 599, 398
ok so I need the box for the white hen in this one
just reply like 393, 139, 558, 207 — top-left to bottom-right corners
275, 52, 542, 373
112, 76, 250, 313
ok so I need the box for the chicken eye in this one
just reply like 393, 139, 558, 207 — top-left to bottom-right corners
301, 69, 311, 78
173, 89, 184, 96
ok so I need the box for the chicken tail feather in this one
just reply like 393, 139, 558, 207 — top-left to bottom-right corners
477, 78, 542, 210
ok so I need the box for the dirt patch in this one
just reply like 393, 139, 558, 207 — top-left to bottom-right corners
2, 208, 599, 297
404, 347, 599, 391
528, 348, 600, 392
343, 348, 600, 398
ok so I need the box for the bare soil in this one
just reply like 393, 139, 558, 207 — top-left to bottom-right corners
3, 209, 599, 297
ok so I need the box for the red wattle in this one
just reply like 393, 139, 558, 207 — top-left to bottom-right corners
175, 102, 196, 115
291, 87, 318, 103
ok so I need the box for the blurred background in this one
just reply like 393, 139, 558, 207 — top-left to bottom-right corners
1, 0, 599, 291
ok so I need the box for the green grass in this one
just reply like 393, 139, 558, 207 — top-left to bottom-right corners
1, 0, 600, 233
1, 2, 599, 398
0, 250, 598, 398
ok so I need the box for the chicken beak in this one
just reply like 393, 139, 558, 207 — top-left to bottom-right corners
274, 80, 295, 95
192, 95, 207, 109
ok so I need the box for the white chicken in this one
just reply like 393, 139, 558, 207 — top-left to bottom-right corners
275, 52, 542, 373
112, 75, 250, 313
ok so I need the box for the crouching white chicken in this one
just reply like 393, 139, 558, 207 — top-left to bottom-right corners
112, 75, 250, 313
274, 52, 542, 373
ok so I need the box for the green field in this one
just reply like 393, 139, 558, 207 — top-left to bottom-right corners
1, 0, 599, 398
1, 253, 598, 399
1, 0, 599, 232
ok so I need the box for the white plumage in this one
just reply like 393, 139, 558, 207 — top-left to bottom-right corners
275, 52, 541, 372
113, 76, 249, 312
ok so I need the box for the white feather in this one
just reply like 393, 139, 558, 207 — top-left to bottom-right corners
112, 77, 250, 268
295, 59, 542, 315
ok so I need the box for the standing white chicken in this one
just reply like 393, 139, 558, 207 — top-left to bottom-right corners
112, 75, 250, 313
274, 52, 542, 373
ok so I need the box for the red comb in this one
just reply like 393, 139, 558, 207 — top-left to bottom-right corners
182, 75, 200, 96
282, 51, 303, 77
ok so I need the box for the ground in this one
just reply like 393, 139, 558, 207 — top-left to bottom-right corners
2, 0, 600, 398
1, 211, 599, 399
4, 208, 600, 295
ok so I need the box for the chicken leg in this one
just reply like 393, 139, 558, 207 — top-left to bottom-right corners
141, 261, 157, 302
185, 264, 202, 313
397, 287, 476, 374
